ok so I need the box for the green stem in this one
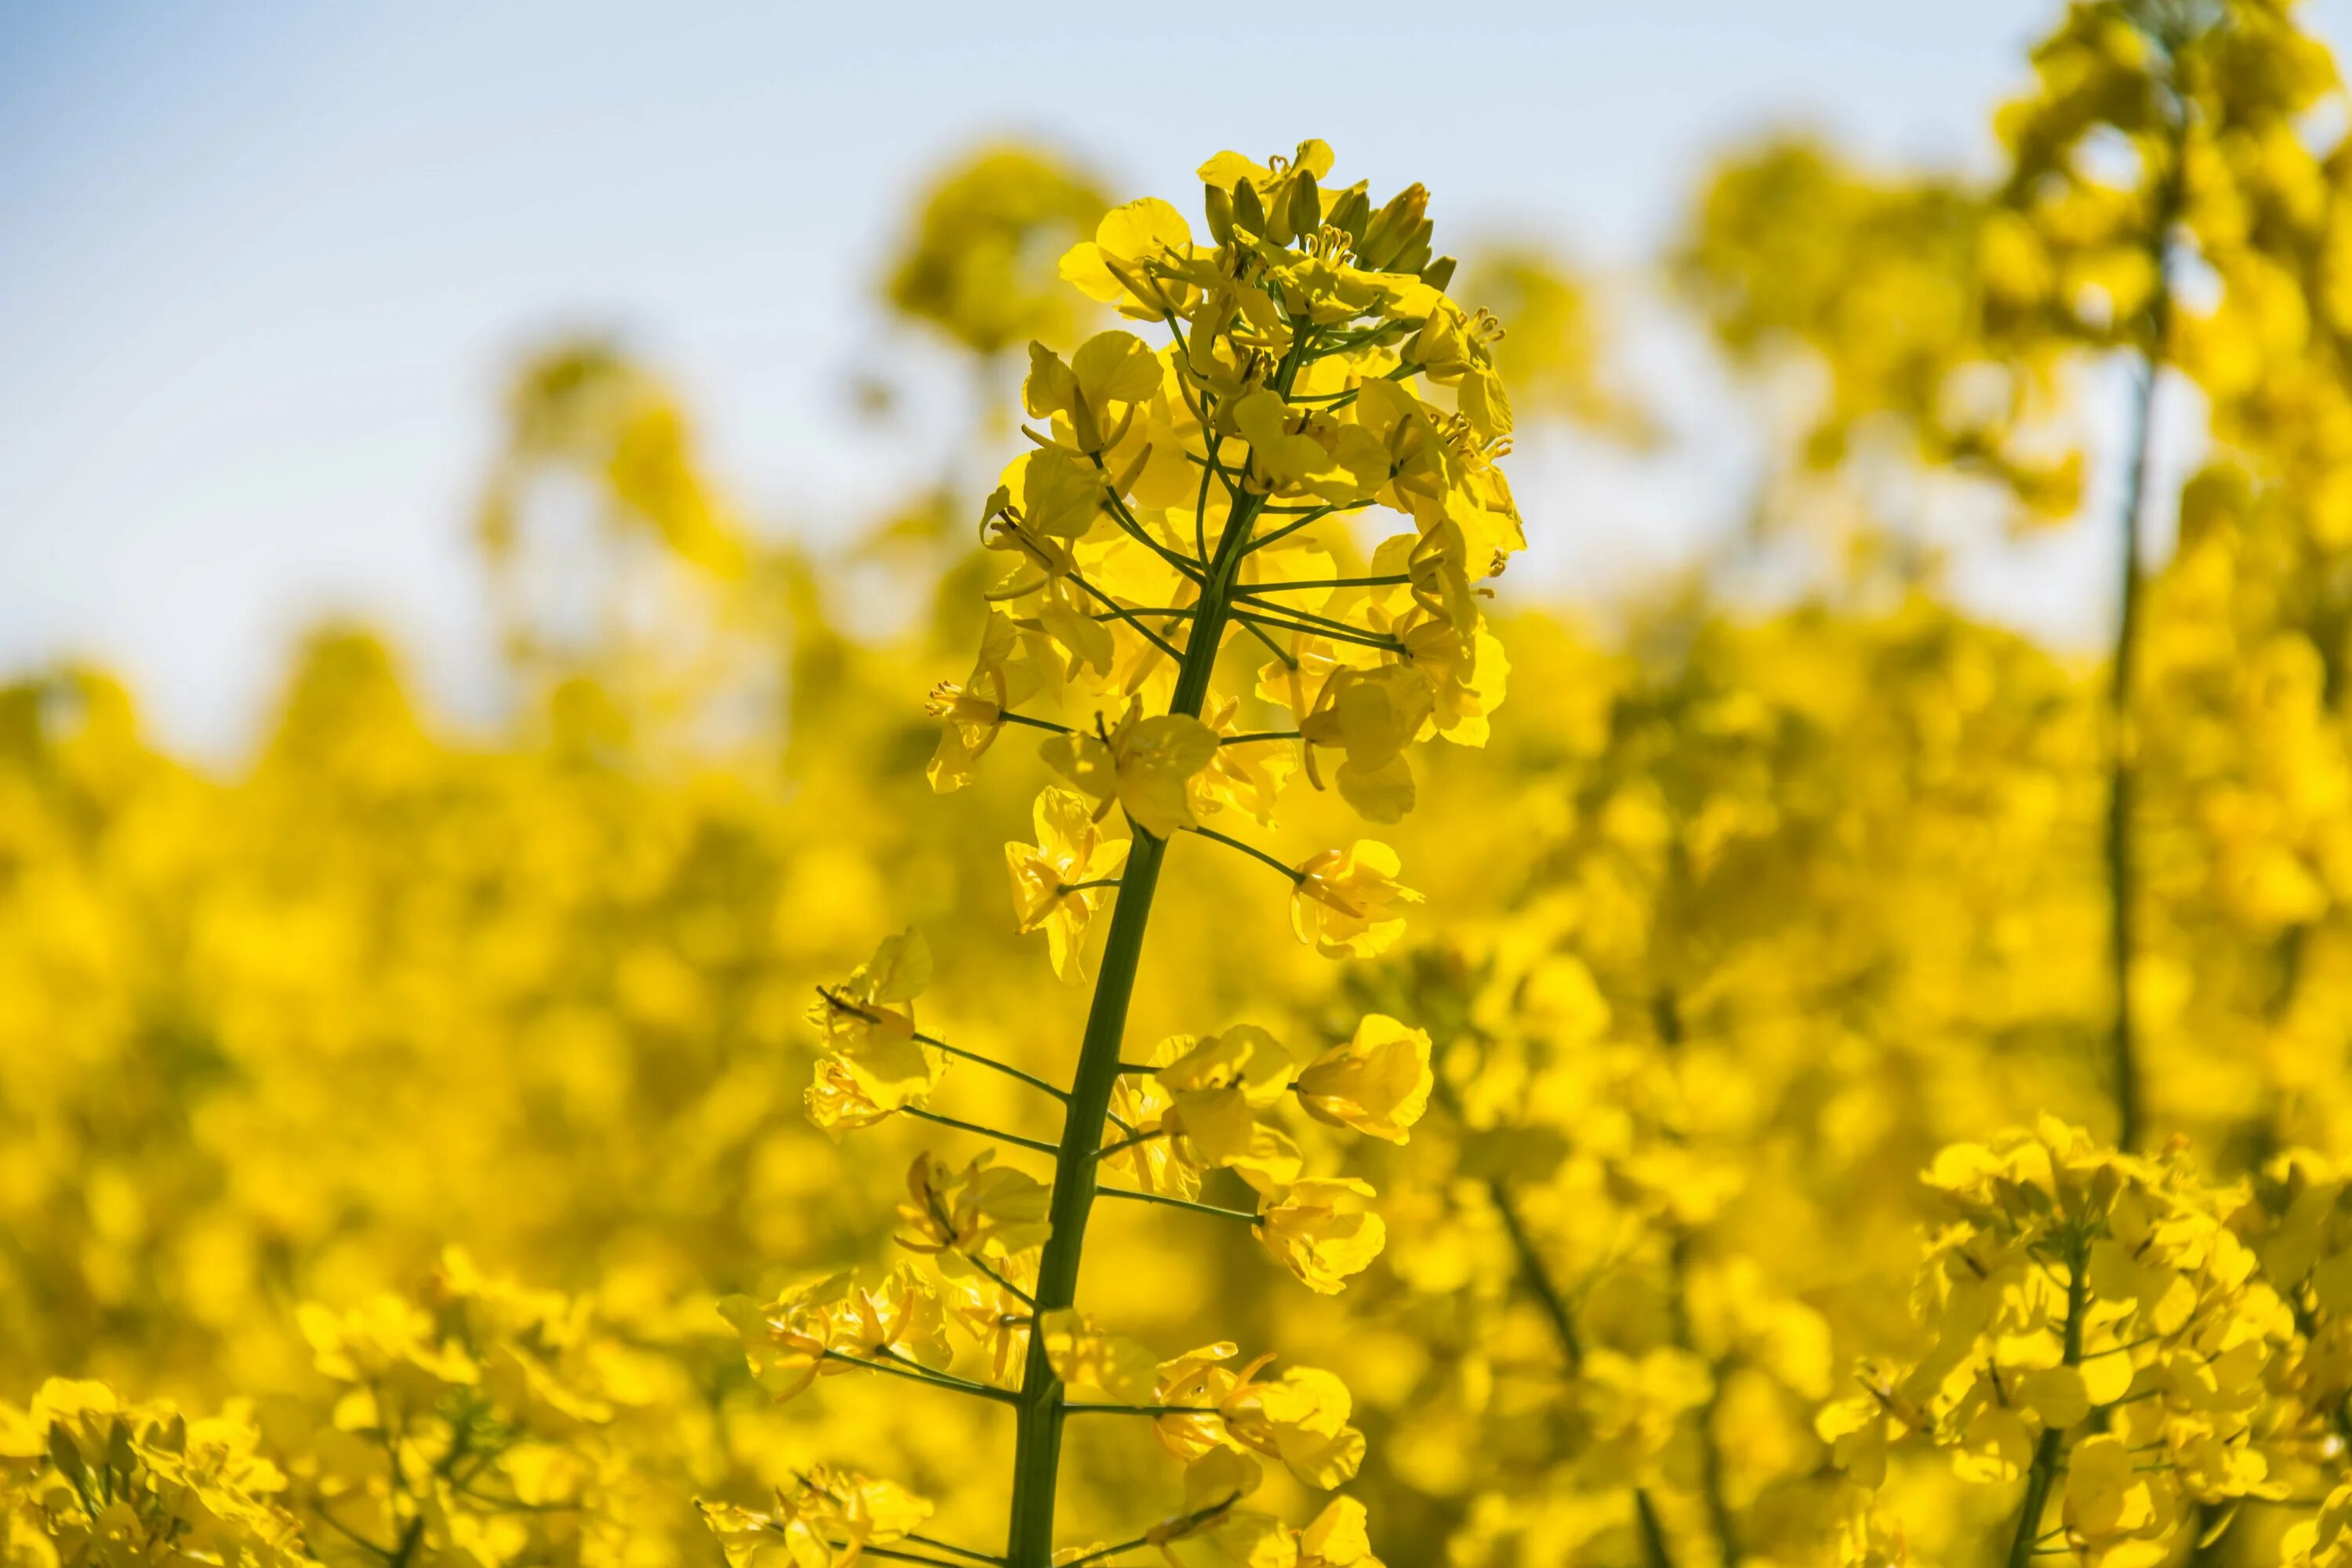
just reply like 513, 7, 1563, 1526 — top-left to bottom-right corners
1183, 823, 1305, 884
2005, 1239, 2090, 1568
1001, 320, 1315, 1568
1635, 1487, 1676, 1568
1667, 1232, 1740, 1566
903, 1106, 1058, 1157
999, 712, 1075, 735
906, 1534, 1006, 1566
823, 1349, 1018, 1405
919, 1034, 1069, 1103
1095, 1186, 1260, 1225
2107, 89, 2185, 1156
1242, 575, 1407, 590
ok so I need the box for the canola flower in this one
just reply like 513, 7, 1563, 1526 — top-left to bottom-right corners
24, 9, 2352, 1568
728, 138, 1524, 1567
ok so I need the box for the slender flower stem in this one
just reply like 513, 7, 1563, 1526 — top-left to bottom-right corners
916, 1033, 1069, 1103
1234, 615, 1300, 670
2005, 1239, 2090, 1567
1095, 1186, 1261, 1225
1242, 509, 1335, 556
906, 1534, 1007, 1566
958, 1249, 1038, 1309
1002, 318, 1316, 1568
1087, 1127, 1168, 1163
1634, 1489, 1676, 1568
1221, 731, 1301, 746
1230, 609, 1405, 654
1065, 572, 1186, 665
1090, 455, 1207, 583
2107, 74, 2188, 1156
1667, 1232, 1740, 1566
1000, 712, 1076, 735
837, 1544, 979, 1568
1057, 878, 1123, 895
1479, 1126, 1688, 1566
1241, 575, 1408, 590
1062, 1403, 1216, 1417
1052, 1498, 1240, 1567
822, 1349, 1019, 1405
1182, 824, 1305, 884
902, 1107, 1058, 1157
1229, 593, 1381, 638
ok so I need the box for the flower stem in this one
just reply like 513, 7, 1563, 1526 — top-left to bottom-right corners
902, 1106, 1058, 1157
1002, 319, 1313, 1567
1095, 1186, 1260, 1225
917, 1033, 1069, 1103
2005, 1238, 2089, 1568
2107, 82, 2187, 1156
1183, 823, 1305, 884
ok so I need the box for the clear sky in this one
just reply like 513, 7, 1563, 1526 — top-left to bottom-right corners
6, 2, 2347, 753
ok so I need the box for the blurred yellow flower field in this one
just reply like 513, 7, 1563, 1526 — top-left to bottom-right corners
16, 3, 2352, 1565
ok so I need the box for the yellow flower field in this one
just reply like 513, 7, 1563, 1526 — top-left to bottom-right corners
14, 3, 2352, 1564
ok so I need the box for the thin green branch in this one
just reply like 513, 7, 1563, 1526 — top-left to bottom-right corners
822, 1349, 1019, 1406
1087, 1127, 1169, 1164
1234, 614, 1299, 670
1094, 1185, 1261, 1225
1053, 1497, 1242, 1568
1181, 823, 1305, 884
906, 1533, 1007, 1566
1242, 575, 1408, 590
913, 1031, 1069, 1104
1064, 572, 1187, 665
903, 1106, 1059, 1157
1230, 609, 1405, 654
999, 712, 1076, 735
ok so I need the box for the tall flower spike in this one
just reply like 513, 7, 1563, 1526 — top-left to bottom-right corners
737, 142, 1519, 1568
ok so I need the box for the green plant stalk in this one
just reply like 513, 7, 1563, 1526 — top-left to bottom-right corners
1665, 1232, 1740, 1566
2004, 1239, 2089, 1568
1489, 1167, 1678, 1567
1002, 466, 1279, 1568
2107, 91, 2187, 1156
1003, 314, 1323, 1564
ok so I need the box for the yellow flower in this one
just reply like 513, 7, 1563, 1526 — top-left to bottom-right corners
926, 612, 1048, 793
1024, 332, 1164, 454
1005, 786, 1131, 981
1257, 1178, 1387, 1295
806, 929, 943, 1114
1040, 1308, 1161, 1404
805, 1055, 894, 1138
1044, 703, 1221, 839
1298, 1497, 1383, 1568
1298, 665, 1434, 824
1060, 197, 1196, 318
894, 1150, 1052, 1262
1294, 1014, 1432, 1142
937, 1250, 1035, 1387
1290, 841, 1421, 958
717, 1266, 950, 1406
1224, 1363, 1367, 1490
1192, 695, 1294, 826
702, 1467, 935, 1568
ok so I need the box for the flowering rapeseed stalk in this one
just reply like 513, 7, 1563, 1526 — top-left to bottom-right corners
719, 140, 1525, 1567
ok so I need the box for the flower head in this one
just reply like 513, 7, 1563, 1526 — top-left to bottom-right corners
1005, 786, 1131, 981
1290, 841, 1421, 958
1294, 1014, 1434, 1143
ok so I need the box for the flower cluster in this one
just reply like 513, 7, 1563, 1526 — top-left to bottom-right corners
1822, 1121, 2294, 1563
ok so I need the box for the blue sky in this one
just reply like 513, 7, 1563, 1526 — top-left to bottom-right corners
6, 2, 2345, 753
